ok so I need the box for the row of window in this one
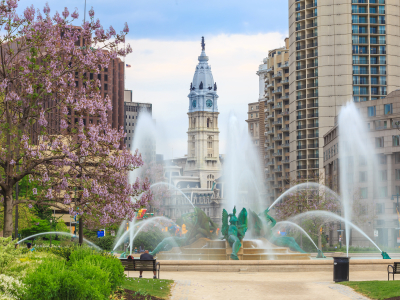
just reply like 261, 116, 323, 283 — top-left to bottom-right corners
353, 45, 386, 54
352, 36, 386, 45
352, 15, 385, 24
367, 103, 392, 116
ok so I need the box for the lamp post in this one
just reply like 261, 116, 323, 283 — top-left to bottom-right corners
298, 203, 304, 248
391, 194, 400, 246
337, 209, 343, 249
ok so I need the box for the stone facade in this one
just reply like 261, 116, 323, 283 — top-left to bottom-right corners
324, 90, 400, 247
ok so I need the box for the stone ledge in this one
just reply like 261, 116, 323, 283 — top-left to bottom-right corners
157, 259, 399, 272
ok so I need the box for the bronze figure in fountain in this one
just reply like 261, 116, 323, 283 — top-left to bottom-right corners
221, 207, 248, 260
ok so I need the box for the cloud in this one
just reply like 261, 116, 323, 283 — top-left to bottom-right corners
125, 32, 287, 159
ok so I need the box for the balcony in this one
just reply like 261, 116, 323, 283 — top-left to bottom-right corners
297, 135, 306, 140
296, 75, 307, 80
297, 155, 306, 160
296, 55, 306, 61
297, 115, 306, 120
307, 83, 318, 88
296, 65, 306, 70
307, 103, 318, 108
308, 143, 319, 149
273, 88, 283, 94
296, 25, 306, 31
273, 151, 283, 156
273, 72, 283, 79
307, 32, 318, 39
306, 3, 316, 8
266, 114, 274, 119
307, 42, 318, 48
297, 165, 307, 170
307, 62, 318, 68
307, 133, 319, 138
297, 85, 306, 90
307, 52, 318, 58
296, 15, 305, 21
267, 67, 274, 73
296, 35, 306, 41
266, 145, 274, 151
267, 83, 273, 88
282, 126, 289, 131
273, 135, 283, 141
297, 104, 306, 110
267, 99, 274, 104
306, 12, 317, 19
273, 120, 283, 125
308, 164, 319, 169
308, 154, 319, 159
307, 123, 318, 128
282, 94, 289, 100
297, 125, 306, 130
266, 130, 274, 135
297, 145, 306, 150
307, 22, 317, 28
307, 73, 318, 78
296, 45, 306, 51
275, 103, 283, 109
282, 142, 290, 148
307, 93, 318, 98
281, 62, 289, 69
297, 95, 306, 100
296, 5, 305, 11
266, 161, 274, 166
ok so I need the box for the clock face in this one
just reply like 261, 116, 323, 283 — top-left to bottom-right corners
206, 99, 213, 108
192, 100, 197, 108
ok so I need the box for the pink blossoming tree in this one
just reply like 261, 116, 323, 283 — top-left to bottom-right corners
0, 1, 152, 237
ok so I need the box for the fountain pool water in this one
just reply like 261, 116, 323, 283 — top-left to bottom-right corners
275, 221, 318, 251
290, 210, 382, 253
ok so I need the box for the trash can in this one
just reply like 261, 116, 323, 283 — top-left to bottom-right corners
333, 257, 350, 282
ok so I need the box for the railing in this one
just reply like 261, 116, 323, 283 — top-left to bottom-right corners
307, 103, 318, 108
297, 155, 306, 160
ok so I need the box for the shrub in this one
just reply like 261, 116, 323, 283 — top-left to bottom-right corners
23, 259, 111, 300
0, 274, 26, 300
0, 237, 22, 274
95, 236, 114, 251
69, 247, 124, 290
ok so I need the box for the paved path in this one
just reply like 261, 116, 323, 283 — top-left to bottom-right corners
131, 271, 389, 300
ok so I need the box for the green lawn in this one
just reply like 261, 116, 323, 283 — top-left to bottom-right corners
339, 281, 400, 300
122, 277, 174, 299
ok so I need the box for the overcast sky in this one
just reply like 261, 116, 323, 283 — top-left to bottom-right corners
19, 0, 288, 158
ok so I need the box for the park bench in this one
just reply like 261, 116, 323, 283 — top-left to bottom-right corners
120, 259, 160, 279
387, 262, 400, 281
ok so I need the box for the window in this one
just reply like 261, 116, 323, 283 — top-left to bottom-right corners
379, 170, 387, 182
360, 187, 368, 199
378, 154, 387, 164
208, 136, 213, 148
367, 106, 376, 117
359, 171, 368, 182
375, 137, 384, 148
376, 203, 385, 214
207, 174, 215, 189
378, 186, 387, 198
393, 136, 400, 146
396, 170, 400, 180
207, 118, 210, 128
359, 156, 367, 166
384, 104, 392, 115
395, 153, 400, 163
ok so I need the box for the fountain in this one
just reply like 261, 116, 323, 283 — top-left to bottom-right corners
18, 232, 102, 250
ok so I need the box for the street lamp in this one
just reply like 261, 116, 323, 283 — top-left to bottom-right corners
298, 203, 304, 248
337, 209, 343, 249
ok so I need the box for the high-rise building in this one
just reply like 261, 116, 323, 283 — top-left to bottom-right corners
289, 0, 400, 180
123, 90, 154, 163
245, 102, 260, 146
256, 38, 290, 203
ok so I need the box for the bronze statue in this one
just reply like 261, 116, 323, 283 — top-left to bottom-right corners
222, 207, 247, 260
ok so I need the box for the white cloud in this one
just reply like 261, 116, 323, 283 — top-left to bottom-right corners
125, 32, 287, 159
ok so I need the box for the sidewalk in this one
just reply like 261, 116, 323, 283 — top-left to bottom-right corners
132, 271, 388, 300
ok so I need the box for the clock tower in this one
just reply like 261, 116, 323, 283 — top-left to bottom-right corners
185, 37, 221, 187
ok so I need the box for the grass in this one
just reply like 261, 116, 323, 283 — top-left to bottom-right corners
122, 277, 174, 299
339, 281, 400, 300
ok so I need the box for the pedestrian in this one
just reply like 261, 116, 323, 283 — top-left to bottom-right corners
139, 244, 144, 253
26, 242, 32, 249
139, 250, 156, 279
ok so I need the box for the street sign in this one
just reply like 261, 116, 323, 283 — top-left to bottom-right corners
97, 230, 105, 238
374, 230, 379, 237
339, 237, 341, 242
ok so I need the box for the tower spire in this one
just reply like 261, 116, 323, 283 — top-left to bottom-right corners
201, 36, 205, 51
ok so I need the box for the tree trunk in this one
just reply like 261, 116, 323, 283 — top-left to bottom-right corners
3, 189, 14, 237
79, 215, 83, 246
